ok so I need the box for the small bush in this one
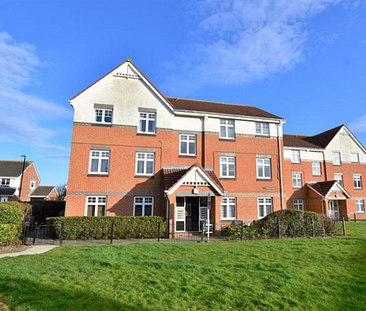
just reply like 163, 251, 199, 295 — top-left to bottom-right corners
0, 202, 28, 245
46, 216, 166, 240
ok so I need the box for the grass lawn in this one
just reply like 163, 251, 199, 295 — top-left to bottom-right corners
0, 223, 366, 311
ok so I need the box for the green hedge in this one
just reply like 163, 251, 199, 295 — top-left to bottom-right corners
46, 216, 166, 240
227, 210, 337, 239
0, 202, 27, 245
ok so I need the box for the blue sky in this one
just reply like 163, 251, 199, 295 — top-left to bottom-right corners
0, 0, 365, 186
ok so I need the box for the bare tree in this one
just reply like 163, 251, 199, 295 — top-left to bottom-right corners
56, 183, 67, 201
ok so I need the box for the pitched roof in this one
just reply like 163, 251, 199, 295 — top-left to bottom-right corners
284, 125, 344, 149
283, 134, 323, 149
163, 164, 224, 193
307, 180, 350, 198
0, 187, 16, 196
29, 186, 56, 198
0, 160, 33, 177
167, 97, 284, 120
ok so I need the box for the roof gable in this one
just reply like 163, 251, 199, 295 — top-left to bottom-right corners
307, 181, 350, 198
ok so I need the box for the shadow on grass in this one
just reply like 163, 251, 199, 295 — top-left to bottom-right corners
0, 277, 152, 311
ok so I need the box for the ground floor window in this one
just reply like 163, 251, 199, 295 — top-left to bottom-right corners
221, 197, 236, 220
134, 197, 153, 216
356, 199, 365, 213
293, 199, 303, 211
258, 197, 273, 218
86, 196, 106, 216
0, 196, 9, 202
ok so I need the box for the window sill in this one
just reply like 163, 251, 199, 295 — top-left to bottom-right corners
92, 123, 112, 127
87, 174, 109, 177
137, 132, 156, 136
219, 138, 236, 142
220, 177, 236, 180
290, 162, 301, 164
312, 175, 322, 177
356, 211, 365, 214
354, 188, 363, 190
179, 155, 197, 158
221, 218, 236, 221
292, 187, 302, 189
255, 134, 270, 138
332, 164, 341, 166
134, 175, 154, 178
256, 178, 272, 181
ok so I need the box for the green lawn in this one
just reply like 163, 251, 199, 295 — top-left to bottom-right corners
1, 223, 366, 311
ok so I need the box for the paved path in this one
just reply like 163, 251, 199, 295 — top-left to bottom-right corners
0, 245, 57, 259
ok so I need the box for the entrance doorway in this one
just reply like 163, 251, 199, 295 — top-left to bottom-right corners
328, 200, 340, 219
186, 197, 199, 231
175, 197, 209, 232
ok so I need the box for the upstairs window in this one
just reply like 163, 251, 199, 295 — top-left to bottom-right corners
332, 152, 341, 165
291, 150, 301, 163
356, 199, 365, 213
136, 153, 155, 176
0, 178, 10, 186
134, 197, 153, 216
351, 153, 359, 163
255, 122, 270, 136
89, 150, 110, 174
95, 109, 113, 124
220, 120, 235, 139
139, 112, 156, 134
221, 197, 236, 220
180, 134, 196, 156
256, 157, 271, 179
86, 196, 106, 216
312, 162, 321, 176
294, 199, 304, 211
292, 172, 302, 188
334, 173, 343, 187
258, 197, 273, 218
220, 156, 236, 178
30, 180, 36, 189
353, 174, 362, 189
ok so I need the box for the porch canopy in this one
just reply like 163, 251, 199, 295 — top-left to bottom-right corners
307, 180, 351, 199
163, 163, 224, 196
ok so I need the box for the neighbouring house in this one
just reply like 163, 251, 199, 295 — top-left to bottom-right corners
29, 186, 58, 202
65, 59, 366, 235
0, 160, 57, 202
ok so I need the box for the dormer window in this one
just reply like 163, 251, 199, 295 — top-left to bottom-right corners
138, 109, 156, 134
95, 108, 113, 124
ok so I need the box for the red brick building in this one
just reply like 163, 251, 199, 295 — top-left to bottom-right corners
65, 60, 366, 234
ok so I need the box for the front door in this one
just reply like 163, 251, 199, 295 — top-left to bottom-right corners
329, 201, 339, 219
186, 197, 199, 231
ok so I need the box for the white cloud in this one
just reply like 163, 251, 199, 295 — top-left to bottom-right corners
163, 0, 342, 93
0, 29, 72, 152
349, 114, 366, 133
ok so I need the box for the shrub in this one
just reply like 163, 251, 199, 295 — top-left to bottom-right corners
46, 216, 166, 240
0, 202, 28, 245
227, 210, 337, 239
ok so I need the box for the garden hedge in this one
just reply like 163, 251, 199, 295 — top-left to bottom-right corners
46, 216, 166, 240
0, 202, 29, 245
227, 210, 337, 239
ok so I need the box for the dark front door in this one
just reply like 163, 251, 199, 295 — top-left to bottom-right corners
186, 197, 199, 231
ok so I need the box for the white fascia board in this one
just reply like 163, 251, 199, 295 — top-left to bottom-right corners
343, 126, 366, 154
325, 182, 351, 199
174, 110, 285, 124
283, 146, 324, 151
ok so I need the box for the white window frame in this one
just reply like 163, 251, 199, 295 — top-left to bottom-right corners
85, 196, 107, 216
351, 153, 360, 163
293, 199, 304, 211
133, 197, 154, 216
312, 162, 321, 176
255, 122, 270, 136
138, 112, 156, 134
30, 180, 36, 189
332, 152, 341, 165
334, 173, 343, 187
291, 150, 301, 163
353, 174, 362, 189
179, 134, 196, 156
95, 108, 113, 124
175, 197, 186, 232
256, 157, 271, 179
135, 152, 155, 176
220, 156, 236, 178
356, 199, 365, 213
220, 119, 235, 140
89, 150, 110, 175
292, 172, 302, 188
258, 197, 273, 219
221, 197, 236, 220
0, 178, 10, 186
